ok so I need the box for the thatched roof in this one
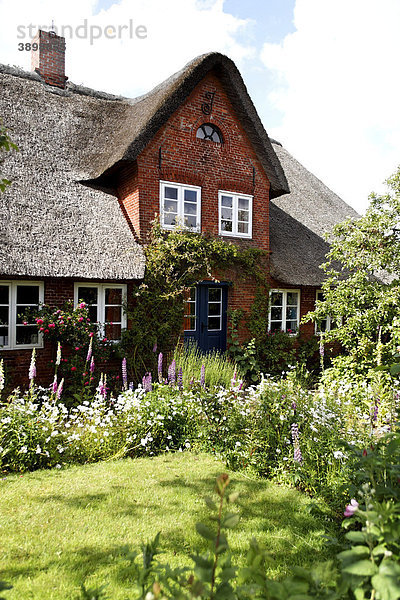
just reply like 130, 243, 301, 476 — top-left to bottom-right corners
269, 141, 359, 286
0, 64, 146, 280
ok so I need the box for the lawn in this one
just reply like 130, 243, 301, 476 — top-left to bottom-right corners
0, 452, 336, 599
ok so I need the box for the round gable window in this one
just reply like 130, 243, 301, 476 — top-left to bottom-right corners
196, 123, 223, 143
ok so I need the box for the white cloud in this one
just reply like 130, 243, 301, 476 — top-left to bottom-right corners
0, 0, 253, 97
260, 0, 400, 213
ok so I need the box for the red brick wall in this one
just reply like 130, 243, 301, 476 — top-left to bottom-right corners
0, 277, 137, 391
31, 30, 66, 89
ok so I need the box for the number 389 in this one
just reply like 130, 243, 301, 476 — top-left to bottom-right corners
18, 43, 38, 51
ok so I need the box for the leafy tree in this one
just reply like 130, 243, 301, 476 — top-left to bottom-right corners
305, 167, 400, 375
0, 120, 18, 192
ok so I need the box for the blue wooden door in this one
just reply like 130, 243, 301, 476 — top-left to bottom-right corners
184, 283, 228, 352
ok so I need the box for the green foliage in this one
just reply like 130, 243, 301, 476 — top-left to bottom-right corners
0, 120, 18, 193
227, 310, 261, 383
78, 472, 400, 600
120, 219, 266, 382
173, 343, 241, 388
304, 166, 400, 376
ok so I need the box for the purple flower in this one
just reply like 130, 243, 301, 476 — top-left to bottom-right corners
291, 423, 303, 464
292, 401, 297, 412
238, 380, 244, 391
177, 367, 183, 390
168, 359, 176, 385
57, 378, 64, 400
86, 338, 93, 363
153, 342, 157, 353
98, 374, 107, 399
319, 339, 325, 357
200, 364, 205, 388
0, 359, 4, 393
344, 499, 359, 517
90, 356, 95, 374
144, 372, 152, 392
52, 375, 58, 394
158, 352, 163, 383
122, 357, 128, 390
129, 382, 134, 390
372, 397, 381, 424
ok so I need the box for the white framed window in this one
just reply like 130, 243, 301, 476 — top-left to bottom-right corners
315, 290, 339, 333
0, 281, 44, 349
160, 181, 201, 231
74, 283, 127, 342
219, 191, 252, 238
269, 289, 300, 334
183, 288, 197, 332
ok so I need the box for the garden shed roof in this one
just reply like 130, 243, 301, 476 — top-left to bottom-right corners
269, 140, 359, 286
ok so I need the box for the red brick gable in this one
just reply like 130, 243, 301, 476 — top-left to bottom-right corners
117, 71, 271, 249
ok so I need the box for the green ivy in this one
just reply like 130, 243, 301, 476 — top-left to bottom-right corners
121, 220, 267, 382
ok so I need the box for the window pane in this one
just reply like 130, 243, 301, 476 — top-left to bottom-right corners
208, 288, 221, 302
196, 128, 205, 139
204, 125, 213, 136
208, 303, 221, 316
184, 202, 197, 215
270, 321, 282, 332
163, 199, 178, 214
186, 302, 196, 316
17, 285, 39, 305
0, 327, 8, 347
0, 307, 8, 325
271, 292, 283, 306
237, 222, 249, 234
208, 316, 221, 331
105, 306, 122, 322
184, 189, 197, 203
221, 195, 233, 208
16, 326, 38, 345
184, 315, 196, 331
287, 292, 298, 305
164, 186, 178, 200
286, 321, 297, 332
286, 306, 298, 320
317, 291, 324, 302
16, 310, 36, 325
238, 210, 249, 222
238, 198, 249, 210
271, 307, 282, 321
188, 288, 196, 301
105, 323, 122, 341
164, 213, 177, 226
317, 319, 328, 333
105, 288, 122, 305
0, 286, 8, 304
184, 215, 197, 228
221, 220, 232, 232
78, 287, 98, 305
221, 207, 232, 220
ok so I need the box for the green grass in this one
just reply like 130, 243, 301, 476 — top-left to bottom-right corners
173, 343, 242, 387
0, 453, 336, 599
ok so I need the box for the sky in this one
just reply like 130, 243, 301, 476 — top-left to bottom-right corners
0, 0, 399, 214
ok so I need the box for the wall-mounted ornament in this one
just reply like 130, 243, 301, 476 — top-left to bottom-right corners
201, 91, 215, 115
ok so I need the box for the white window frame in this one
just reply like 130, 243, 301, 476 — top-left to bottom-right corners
269, 289, 300, 335
218, 190, 253, 239
0, 281, 44, 350
160, 181, 201, 232
315, 290, 340, 334
184, 288, 197, 332
74, 283, 127, 342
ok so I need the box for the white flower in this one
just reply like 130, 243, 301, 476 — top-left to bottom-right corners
140, 438, 147, 446
20, 446, 28, 454
35, 445, 41, 454
55, 464, 61, 469
235, 441, 241, 447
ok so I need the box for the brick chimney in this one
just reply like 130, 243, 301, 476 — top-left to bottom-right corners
31, 30, 66, 89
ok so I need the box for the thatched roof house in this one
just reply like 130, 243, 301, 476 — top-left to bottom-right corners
0, 31, 359, 380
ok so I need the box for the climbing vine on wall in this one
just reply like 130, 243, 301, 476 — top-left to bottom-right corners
120, 219, 268, 381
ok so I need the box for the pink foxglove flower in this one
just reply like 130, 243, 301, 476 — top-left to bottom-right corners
90, 356, 95, 373
0, 359, 4, 393
56, 342, 62, 366
158, 352, 163, 383
29, 348, 36, 382
57, 378, 64, 400
344, 499, 359, 517
52, 374, 58, 394
86, 338, 93, 363
168, 360, 176, 385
